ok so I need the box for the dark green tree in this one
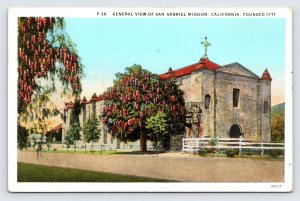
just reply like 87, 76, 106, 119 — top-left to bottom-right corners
69, 100, 82, 151
83, 115, 101, 152
17, 125, 29, 150
65, 122, 81, 152
102, 64, 186, 152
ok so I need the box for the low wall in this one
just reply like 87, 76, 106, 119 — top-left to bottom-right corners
18, 151, 284, 182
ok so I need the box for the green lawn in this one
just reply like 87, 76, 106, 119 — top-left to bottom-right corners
18, 162, 170, 182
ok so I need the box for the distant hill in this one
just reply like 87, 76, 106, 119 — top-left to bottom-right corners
271, 102, 285, 117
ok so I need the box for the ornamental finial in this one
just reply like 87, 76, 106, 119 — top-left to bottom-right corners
201, 37, 211, 59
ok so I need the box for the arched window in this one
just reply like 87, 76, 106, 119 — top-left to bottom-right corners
264, 101, 269, 113
205, 95, 211, 109
233, 88, 240, 107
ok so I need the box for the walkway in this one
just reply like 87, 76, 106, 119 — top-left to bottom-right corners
18, 151, 284, 182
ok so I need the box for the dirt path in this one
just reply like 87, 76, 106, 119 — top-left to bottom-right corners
18, 151, 284, 182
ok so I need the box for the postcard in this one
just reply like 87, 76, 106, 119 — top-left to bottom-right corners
8, 7, 292, 192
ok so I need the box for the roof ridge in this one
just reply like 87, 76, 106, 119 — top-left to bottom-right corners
159, 58, 220, 80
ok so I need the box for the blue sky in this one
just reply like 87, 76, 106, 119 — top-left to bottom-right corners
64, 18, 285, 105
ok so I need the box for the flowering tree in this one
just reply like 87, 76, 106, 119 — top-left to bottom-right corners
102, 65, 186, 152
18, 17, 84, 132
18, 17, 83, 110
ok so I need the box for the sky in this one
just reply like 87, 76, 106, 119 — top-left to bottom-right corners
64, 17, 286, 106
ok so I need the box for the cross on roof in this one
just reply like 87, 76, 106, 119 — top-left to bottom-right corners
201, 37, 211, 59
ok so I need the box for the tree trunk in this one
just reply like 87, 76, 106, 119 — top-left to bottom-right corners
140, 130, 147, 153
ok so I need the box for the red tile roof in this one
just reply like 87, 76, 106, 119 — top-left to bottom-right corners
49, 123, 62, 132
261, 69, 272, 81
97, 94, 105, 101
85, 93, 106, 104
159, 58, 220, 80
65, 93, 105, 110
89, 93, 98, 102
80, 96, 88, 105
65, 102, 74, 109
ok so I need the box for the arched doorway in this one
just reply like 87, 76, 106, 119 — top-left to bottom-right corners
229, 124, 242, 138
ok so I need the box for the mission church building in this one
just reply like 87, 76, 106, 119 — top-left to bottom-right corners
62, 38, 272, 150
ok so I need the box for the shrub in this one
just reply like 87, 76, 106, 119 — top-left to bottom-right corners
266, 149, 284, 158
208, 137, 219, 157
198, 148, 207, 157
18, 125, 29, 150
208, 137, 218, 147
46, 143, 51, 151
225, 149, 239, 158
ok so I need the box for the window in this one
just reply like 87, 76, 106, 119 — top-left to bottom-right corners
205, 95, 211, 109
63, 110, 67, 123
233, 88, 240, 107
263, 101, 269, 113
82, 105, 86, 123
111, 136, 114, 144
92, 102, 96, 116
103, 132, 107, 144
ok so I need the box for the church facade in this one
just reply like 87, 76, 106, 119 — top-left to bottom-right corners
62, 38, 272, 150
160, 58, 272, 143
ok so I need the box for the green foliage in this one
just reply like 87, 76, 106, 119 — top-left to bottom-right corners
208, 137, 218, 157
67, 99, 82, 144
47, 131, 62, 142
198, 148, 208, 157
271, 115, 284, 142
65, 123, 81, 144
83, 115, 101, 145
265, 149, 284, 158
64, 134, 73, 145
102, 64, 186, 151
242, 149, 261, 156
146, 112, 168, 154
225, 149, 239, 158
271, 102, 284, 116
271, 103, 285, 142
70, 99, 81, 125
209, 137, 218, 146
64, 99, 82, 151
17, 125, 29, 150
146, 112, 168, 142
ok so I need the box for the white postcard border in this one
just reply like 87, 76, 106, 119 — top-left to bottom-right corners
8, 7, 293, 192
